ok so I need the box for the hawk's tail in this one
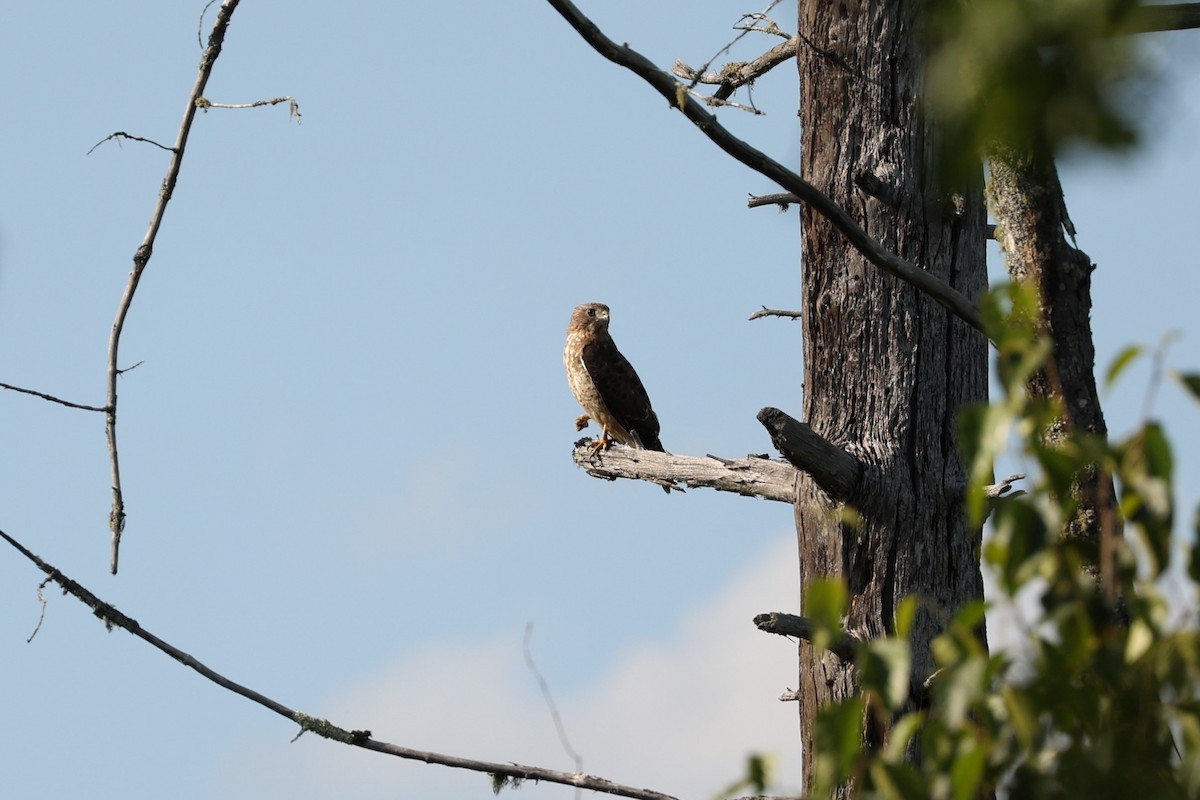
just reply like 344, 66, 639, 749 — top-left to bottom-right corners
631, 430, 665, 452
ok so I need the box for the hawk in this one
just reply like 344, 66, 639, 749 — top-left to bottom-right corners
564, 302, 665, 456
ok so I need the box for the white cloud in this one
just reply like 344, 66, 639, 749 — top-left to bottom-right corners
216, 535, 806, 799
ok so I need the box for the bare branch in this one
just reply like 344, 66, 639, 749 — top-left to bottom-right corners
545, 0, 986, 336
524, 623, 584, 787
105, 0, 242, 574
0, 528, 680, 800
195, 95, 303, 123
673, 1, 1200, 104
755, 408, 861, 502
0, 382, 107, 412
86, 132, 176, 156
747, 192, 800, 210
672, 35, 799, 101
753, 612, 858, 661
571, 442, 796, 502
747, 307, 801, 321
684, 87, 764, 115
984, 473, 1026, 499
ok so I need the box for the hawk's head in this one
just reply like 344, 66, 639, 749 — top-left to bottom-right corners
570, 302, 610, 333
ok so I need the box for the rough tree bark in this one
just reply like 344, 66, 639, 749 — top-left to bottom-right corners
988, 142, 1123, 600
793, 0, 989, 789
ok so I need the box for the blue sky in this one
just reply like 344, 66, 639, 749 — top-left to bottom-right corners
1, 3, 1197, 798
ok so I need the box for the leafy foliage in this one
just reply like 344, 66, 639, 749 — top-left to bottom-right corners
803, 286, 1200, 798
925, 0, 1152, 179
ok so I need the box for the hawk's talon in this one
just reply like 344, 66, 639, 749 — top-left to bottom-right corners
588, 434, 613, 458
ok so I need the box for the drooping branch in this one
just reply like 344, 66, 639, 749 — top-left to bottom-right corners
755, 408, 861, 502
0, 382, 107, 413
545, 0, 986, 336
752, 612, 858, 662
570, 442, 796, 502
0, 529, 679, 800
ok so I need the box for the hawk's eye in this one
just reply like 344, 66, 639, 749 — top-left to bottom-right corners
587, 308, 595, 317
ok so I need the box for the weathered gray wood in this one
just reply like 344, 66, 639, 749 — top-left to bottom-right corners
570, 442, 797, 501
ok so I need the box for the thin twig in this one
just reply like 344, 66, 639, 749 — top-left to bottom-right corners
685, 87, 763, 115
27, 578, 52, 643
0, 528, 678, 800
86, 132, 176, 156
524, 623, 584, 800
0, 382, 107, 412
672, 35, 798, 102
545, 0, 986, 336
197, 0, 219, 48
747, 307, 801, 321
685, 0, 784, 92
105, 0, 241, 574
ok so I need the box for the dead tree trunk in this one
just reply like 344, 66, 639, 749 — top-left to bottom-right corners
988, 141, 1124, 604
794, 0, 989, 789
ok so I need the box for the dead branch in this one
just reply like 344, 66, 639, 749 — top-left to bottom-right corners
195, 95, 303, 122
684, 88, 764, 115
755, 408, 861, 502
0, 528, 679, 800
753, 612, 858, 661
985, 473, 1026, 499
105, 0, 241, 574
570, 442, 796, 502
747, 307, 801, 321
672, 35, 798, 101
0, 382, 107, 412
545, 0, 986, 336
87, 132, 176, 156
747, 192, 800, 210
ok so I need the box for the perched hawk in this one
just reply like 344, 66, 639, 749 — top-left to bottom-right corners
564, 302, 665, 456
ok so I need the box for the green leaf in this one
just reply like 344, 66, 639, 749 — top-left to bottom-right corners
1173, 370, 1200, 404
804, 579, 849, 657
961, 401, 1019, 525
860, 637, 913, 711
894, 595, 920, 640
1189, 504, 1200, 583
1001, 686, 1038, 748
812, 697, 866, 793
882, 712, 924, 762
1125, 618, 1154, 664
1121, 422, 1175, 576
805, 579, 848, 633
951, 741, 987, 800
869, 760, 929, 800
1104, 344, 1143, 391
934, 653, 988, 729
986, 497, 1049, 595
